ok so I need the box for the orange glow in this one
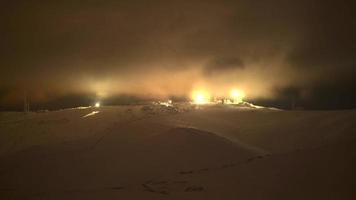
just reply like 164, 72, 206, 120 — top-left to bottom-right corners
192, 90, 211, 104
230, 89, 245, 103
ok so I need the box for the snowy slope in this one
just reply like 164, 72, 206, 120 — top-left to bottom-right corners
0, 105, 355, 199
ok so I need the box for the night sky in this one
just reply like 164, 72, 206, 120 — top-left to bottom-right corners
1, 0, 356, 110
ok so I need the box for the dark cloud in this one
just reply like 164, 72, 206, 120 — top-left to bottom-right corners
287, 1, 356, 72
0, 0, 356, 110
252, 76, 356, 110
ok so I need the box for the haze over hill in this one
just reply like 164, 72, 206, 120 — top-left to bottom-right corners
1, 0, 356, 110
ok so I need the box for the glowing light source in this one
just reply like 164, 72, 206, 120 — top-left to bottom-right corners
95, 102, 101, 108
192, 90, 210, 104
230, 89, 245, 103
158, 99, 173, 107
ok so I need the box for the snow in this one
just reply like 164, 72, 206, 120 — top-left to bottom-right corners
0, 105, 355, 199
82, 111, 100, 118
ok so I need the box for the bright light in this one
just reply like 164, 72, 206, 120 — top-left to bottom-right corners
230, 89, 245, 103
95, 102, 101, 108
192, 90, 210, 104
158, 100, 173, 107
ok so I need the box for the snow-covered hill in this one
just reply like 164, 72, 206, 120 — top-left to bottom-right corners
0, 105, 355, 199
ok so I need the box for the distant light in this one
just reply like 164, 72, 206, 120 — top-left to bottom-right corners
159, 99, 173, 107
95, 102, 101, 107
230, 89, 245, 103
192, 90, 210, 104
